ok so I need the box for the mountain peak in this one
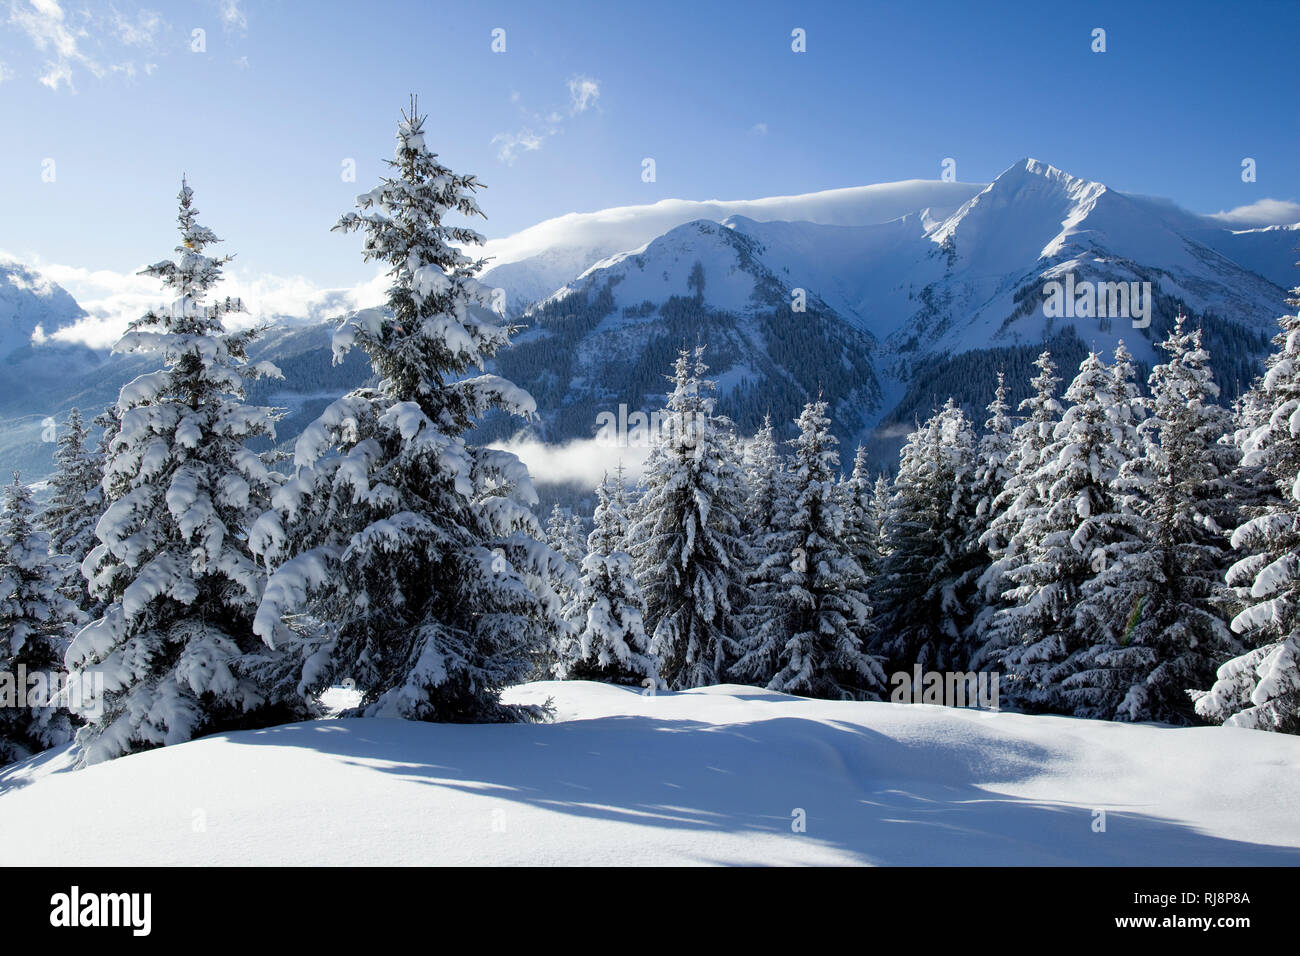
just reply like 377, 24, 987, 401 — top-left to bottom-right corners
993, 158, 1101, 193
0, 259, 87, 357
929, 159, 1109, 259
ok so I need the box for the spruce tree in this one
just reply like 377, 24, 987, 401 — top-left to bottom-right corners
841, 444, 880, 576
1070, 320, 1238, 722
1109, 340, 1146, 463
974, 352, 1063, 672
963, 373, 1015, 656
732, 415, 792, 685
542, 504, 585, 677
742, 414, 789, 540
873, 400, 978, 674
1196, 295, 1300, 733
546, 504, 586, 605
753, 401, 885, 699
65, 180, 304, 765
995, 351, 1134, 713
628, 346, 747, 689
251, 100, 564, 722
867, 473, 891, 571
0, 475, 81, 763
564, 469, 658, 685
40, 407, 103, 612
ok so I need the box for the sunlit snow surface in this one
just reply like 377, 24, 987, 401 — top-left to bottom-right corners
1, 681, 1297, 865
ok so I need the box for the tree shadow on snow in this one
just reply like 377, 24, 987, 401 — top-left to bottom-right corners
229, 712, 1300, 866
0, 744, 77, 795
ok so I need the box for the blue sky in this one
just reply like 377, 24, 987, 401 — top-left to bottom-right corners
1, 0, 1297, 296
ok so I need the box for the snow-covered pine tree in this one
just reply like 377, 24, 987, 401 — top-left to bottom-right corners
994, 351, 1132, 713
970, 373, 1014, 546
973, 352, 1063, 672
0, 474, 81, 763
742, 413, 788, 542
542, 503, 587, 676
546, 504, 587, 600
1222, 380, 1284, 543
1195, 292, 1300, 733
251, 100, 565, 722
1069, 318, 1238, 723
40, 407, 104, 611
65, 181, 307, 766
1109, 340, 1146, 464
751, 400, 885, 699
731, 414, 792, 685
628, 346, 747, 689
564, 468, 658, 686
77, 406, 122, 623
872, 399, 979, 674
962, 373, 1015, 653
841, 443, 881, 576
867, 473, 891, 569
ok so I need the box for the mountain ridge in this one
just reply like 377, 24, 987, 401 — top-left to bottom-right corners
2, 158, 1296, 481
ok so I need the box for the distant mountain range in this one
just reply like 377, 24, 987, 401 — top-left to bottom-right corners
2, 159, 1297, 482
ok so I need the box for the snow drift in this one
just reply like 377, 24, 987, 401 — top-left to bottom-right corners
1, 681, 1297, 866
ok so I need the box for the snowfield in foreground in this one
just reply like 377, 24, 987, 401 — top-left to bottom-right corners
2, 681, 1298, 866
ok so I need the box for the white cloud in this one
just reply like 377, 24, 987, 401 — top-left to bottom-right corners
1209, 198, 1300, 228
2, 250, 390, 350
8, 0, 96, 90
492, 129, 544, 164
749, 122, 768, 136
489, 435, 649, 487
567, 75, 599, 114
110, 6, 163, 46
7, 0, 164, 91
0, 61, 13, 82
493, 74, 601, 164
218, 0, 246, 31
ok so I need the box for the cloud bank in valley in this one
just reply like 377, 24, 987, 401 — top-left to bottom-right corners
489, 435, 651, 487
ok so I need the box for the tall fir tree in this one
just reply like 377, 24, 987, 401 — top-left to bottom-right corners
867, 473, 892, 571
564, 468, 658, 685
970, 373, 1015, 548
65, 180, 304, 765
974, 352, 1063, 671
40, 407, 104, 612
628, 346, 747, 689
1196, 293, 1300, 734
0, 475, 81, 763
546, 504, 586, 603
1070, 319, 1238, 722
252, 100, 565, 722
873, 399, 979, 674
963, 372, 1015, 655
994, 351, 1134, 713
742, 414, 789, 541
732, 414, 792, 684
1109, 340, 1146, 463
841, 444, 881, 576
737, 401, 884, 699
543, 503, 586, 676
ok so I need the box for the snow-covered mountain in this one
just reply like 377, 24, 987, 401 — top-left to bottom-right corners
0, 259, 81, 347
487, 215, 889, 446
0, 258, 101, 377
490, 160, 1296, 454
2, 159, 1297, 480
913, 160, 1288, 360
0, 260, 109, 481
479, 179, 985, 314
